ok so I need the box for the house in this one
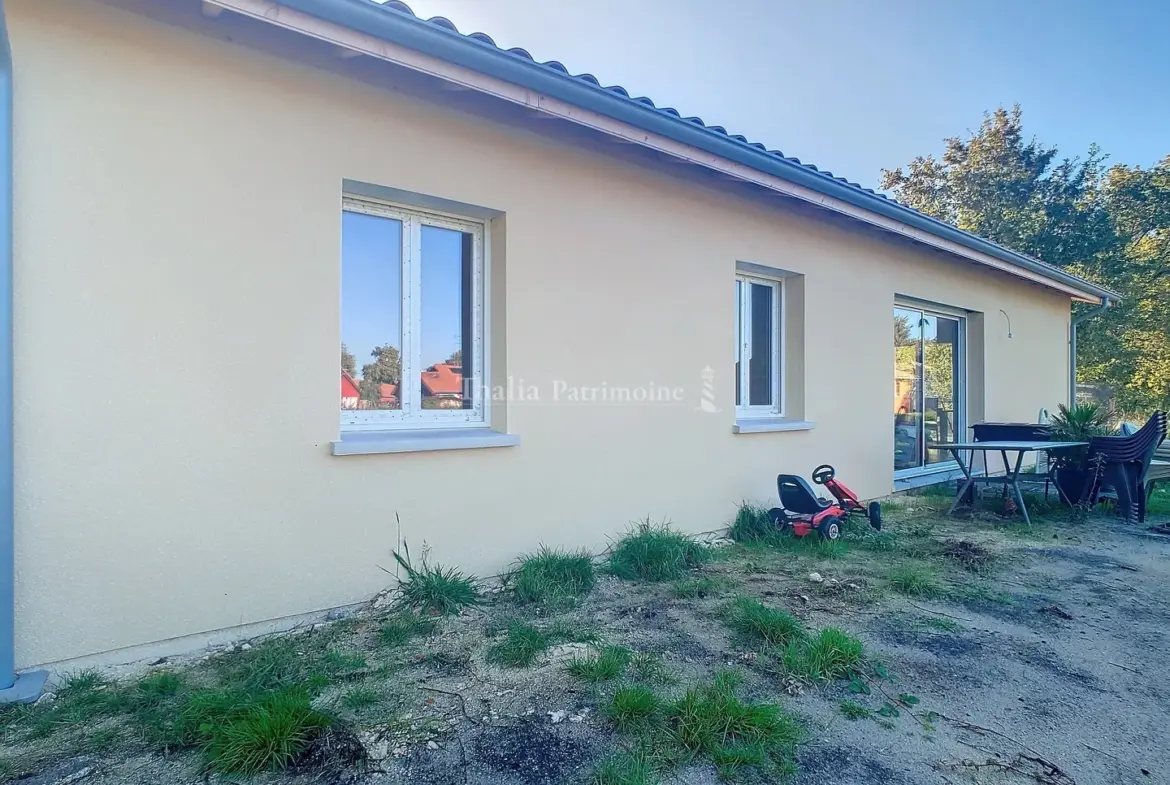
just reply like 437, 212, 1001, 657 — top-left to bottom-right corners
0, 0, 1117, 683
340, 371, 360, 409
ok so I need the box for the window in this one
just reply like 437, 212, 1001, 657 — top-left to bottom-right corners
340, 196, 485, 431
735, 275, 783, 417
893, 303, 964, 473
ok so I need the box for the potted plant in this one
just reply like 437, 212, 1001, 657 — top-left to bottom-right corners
1048, 402, 1114, 504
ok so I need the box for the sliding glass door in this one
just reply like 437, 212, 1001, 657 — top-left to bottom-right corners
894, 304, 964, 474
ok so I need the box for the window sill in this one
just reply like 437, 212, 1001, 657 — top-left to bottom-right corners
732, 418, 815, 434
332, 428, 520, 456
893, 465, 972, 491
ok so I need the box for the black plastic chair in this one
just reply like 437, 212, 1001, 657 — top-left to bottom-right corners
1087, 411, 1167, 522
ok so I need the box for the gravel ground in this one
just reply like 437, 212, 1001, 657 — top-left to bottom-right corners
5, 496, 1169, 785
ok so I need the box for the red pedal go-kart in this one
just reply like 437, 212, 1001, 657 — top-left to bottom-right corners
768, 464, 882, 540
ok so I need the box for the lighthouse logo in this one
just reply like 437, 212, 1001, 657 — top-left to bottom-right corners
697, 366, 720, 413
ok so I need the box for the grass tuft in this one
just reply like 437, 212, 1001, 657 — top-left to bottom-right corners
665, 671, 802, 779
725, 597, 805, 648
886, 564, 943, 597
778, 627, 865, 682
379, 612, 438, 648
567, 645, 631, 682
839, 699, 870, 720
605, 686, 662, 731
510, 547, 596, 606
392, 541, 480, 616
339, 687, 381, 711
202, 689, 330, 775
630, 652, 672, 684
728, 503, 774, 543
592, 748, 659, 785
608, 520, 710, 582
486, 620, 597, 668
671, 577, 720, 599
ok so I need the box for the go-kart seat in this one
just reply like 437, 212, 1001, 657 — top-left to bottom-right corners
776, 475, 832, 515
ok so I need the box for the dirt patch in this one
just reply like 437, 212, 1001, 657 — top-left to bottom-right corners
941, 538, 994, 570
472, 718, 596, 785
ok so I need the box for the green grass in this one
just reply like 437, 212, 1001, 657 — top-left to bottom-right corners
1148, 485, 1170, 516
630, 652, 672, 684
728, 503, 774, 543
725, 597, 805, 648
777, 627, 865, 682
918, 615, 961, 632
379, 612, 438, 648
671, 577, 719, 599
202, 689, 330, 775
486, 620, 598, 668
886, 564, 943, 597
665, 671, 802, 779
322, 650, 367, 677
605, 686, 662, 731
510, 547, 596, 606
839, 700, 870, 720
567, 645, 632, 683
592, 748, 660, 785
608, 520, 710, 582
339, 687, 381, 711
392, 541, 480, 616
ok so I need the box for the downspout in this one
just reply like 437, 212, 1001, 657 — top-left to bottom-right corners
0, 0, 45, 704
1069, 298, 1111, 406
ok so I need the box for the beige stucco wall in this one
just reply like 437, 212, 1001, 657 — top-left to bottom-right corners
7, 0, 1071, 667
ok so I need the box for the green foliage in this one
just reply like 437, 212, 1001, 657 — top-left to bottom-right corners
202, 690, 330, 775
379, 612, 438, 648
725, 597, 805, 648
671, 577, 719, 599
839, 700, 870, 720
919, 615, 961, 632
608, 520, 710, 582
664, 671, 802, 779
510, 547, 596, 606
605, 686, 662, 731
486, 620, 597, 668
777, 628, 865, 682
592, 748, 660, 785
1049, 402, 1114, 441
339, 687, 381, 711
567, 645, 631, 683
358, 344, 401, 405
630, 652, 672, 684
883, 106, 1170, 415
392, 541, 480, 616
886, 565, 943, 597
728, 503, 774, 542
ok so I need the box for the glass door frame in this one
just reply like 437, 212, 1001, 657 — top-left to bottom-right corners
893, 298, 967, 479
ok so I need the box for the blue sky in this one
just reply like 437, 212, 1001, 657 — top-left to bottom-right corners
392, 0, 1169, 191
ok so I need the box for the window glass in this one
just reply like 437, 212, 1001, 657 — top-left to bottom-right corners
734, 280, 742, 407
924, 315, 961, 465
341, 211, 402, 411
419, 226, 472, 410
748, 282, 774, 407
893, 308, 922, 471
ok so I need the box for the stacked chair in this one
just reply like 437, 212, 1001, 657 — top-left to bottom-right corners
1089, 411, 1167, 522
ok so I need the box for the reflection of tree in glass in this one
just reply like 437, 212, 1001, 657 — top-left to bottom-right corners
894, 315, 914, 346
359, 344, 402, 407
922, 344, 954, 410
341, 343, 356, 377
445, 349, 462, 367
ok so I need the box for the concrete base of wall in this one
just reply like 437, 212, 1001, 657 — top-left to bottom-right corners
0, 670, 47, 704
29, 602, 367, 684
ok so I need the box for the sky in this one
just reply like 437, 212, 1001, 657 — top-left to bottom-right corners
386, 0, 1170, 192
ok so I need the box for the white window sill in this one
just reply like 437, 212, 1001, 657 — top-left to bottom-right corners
732, 418, 815, 434
893, 465, 970, 491
332, 428, 520, 456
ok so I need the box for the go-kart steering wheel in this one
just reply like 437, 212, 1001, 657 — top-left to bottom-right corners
811, 464, 836, 485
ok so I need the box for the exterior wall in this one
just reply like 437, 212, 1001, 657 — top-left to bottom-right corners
7, 0, 1070, 667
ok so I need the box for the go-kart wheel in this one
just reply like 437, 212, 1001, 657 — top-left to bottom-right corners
767, 507, 791, 533
811, 464, 836, 485
817, 515, 842, 541
868, 501, 882, 531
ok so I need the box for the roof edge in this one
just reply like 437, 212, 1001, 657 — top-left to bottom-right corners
273, 0, 1116, 303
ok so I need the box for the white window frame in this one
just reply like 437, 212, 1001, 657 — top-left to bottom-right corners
892, 298, 966, 477
341, 195, 487, 432
735, 274, 784, 418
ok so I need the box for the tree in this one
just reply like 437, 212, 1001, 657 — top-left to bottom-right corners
445, 349, 463, 367
881, 107, 1169, 415
341, 343, 356, 377
359, 344, 402, 406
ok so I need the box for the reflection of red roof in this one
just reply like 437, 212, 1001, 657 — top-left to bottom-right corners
379, 383, 399, 403
422, 364, 463, 396
341, 371, 360, 399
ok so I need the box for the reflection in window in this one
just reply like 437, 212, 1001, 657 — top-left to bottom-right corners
420, 226, 472, 410
341, 212, 403, 411
893, 304, 964, 473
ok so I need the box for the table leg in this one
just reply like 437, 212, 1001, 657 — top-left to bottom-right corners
1007, 450, 1030, 526
949, 449, 975, 515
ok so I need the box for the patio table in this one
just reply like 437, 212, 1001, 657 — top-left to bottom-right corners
926, 440, 1088, 525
